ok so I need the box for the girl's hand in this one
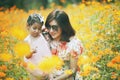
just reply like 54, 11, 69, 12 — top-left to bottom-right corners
25, 49, 36, 59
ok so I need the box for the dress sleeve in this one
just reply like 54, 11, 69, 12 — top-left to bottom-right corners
67, 37, 83, 58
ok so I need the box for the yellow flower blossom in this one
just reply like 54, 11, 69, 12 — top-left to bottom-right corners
10, 26, 27, 40
90, 55, 101, 63
81, 64, 99, 77
0, 53, 12, 62
77, 55, 90, 66
38, 55, 64, 73
64, 69, 73, 75
5, 77, 14, 80
83, 64, 92, 72
80, 71, 90, 77
14, 42, 30, 58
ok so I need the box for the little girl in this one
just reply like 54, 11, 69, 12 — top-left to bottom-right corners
24, 13, 51, 80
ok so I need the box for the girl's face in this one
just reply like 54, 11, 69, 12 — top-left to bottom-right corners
48, 20, 62, 41
28, 22, 42, 37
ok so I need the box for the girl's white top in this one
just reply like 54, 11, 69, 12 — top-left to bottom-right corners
24, 33, 51, 65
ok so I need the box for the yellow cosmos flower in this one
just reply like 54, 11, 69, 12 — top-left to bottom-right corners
90, 55, 101, 63
80, 71, 90, 77
79, 64, 92, 76
83, 64, 92, 72
64, 69, 73, 75
38, 55, 64, 73
0, 53, 12, 62
77, 55, 90, 66
107, 0, 112, 2
5, 77, 14, 80
10, 26, 27, 40
14, 42, 30, 58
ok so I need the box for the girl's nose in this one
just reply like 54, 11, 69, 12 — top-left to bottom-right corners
35, 29, 40, 32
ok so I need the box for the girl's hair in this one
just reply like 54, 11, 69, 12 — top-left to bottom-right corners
45, 9, 75, 42
27, 13, 44, 26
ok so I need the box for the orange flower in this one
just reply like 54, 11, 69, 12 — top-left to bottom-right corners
111, 75, 117, 79
0, 72, 6, 78
111, 56, 120, 63
0, 65, 7, 71
107, 62, 114, 68
21, 61, 28, 68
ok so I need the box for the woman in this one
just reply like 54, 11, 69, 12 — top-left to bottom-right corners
45, 9, 83, 80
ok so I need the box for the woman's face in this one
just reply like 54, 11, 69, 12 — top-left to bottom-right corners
48, 20, 62, 41
28, 22, 42, 37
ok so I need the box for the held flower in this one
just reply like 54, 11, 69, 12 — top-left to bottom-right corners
64, 69, 73, 75
13, 42, 30, 58
38, 55, 64, 73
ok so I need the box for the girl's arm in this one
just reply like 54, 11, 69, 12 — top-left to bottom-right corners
25, 50, 36, 59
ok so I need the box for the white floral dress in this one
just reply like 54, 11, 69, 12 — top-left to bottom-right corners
49, 36, 83, 80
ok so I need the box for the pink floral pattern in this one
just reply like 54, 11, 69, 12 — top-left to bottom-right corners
49, 36, 83, 80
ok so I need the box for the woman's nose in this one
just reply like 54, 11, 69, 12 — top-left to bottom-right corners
49, 28, 54, 32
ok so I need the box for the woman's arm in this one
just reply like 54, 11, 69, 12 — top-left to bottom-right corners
54, 52, 78, 80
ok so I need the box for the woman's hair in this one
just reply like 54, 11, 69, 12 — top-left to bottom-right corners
27, 13, 44, 26
45, 9, 75, 42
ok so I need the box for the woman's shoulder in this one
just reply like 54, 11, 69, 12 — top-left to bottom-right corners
69, 36, 82, 45
67, 36, 83, 54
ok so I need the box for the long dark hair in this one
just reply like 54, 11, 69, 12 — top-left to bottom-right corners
45, 9, 75, 42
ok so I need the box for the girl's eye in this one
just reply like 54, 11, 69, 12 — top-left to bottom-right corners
33, 27, 37, 30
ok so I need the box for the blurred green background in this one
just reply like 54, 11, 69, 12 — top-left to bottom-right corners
0, 0, 116, 11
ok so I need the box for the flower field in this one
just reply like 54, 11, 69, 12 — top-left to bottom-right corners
0, 1, 120, 80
